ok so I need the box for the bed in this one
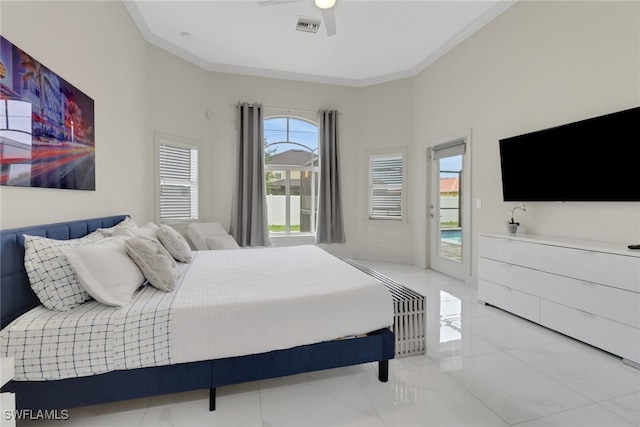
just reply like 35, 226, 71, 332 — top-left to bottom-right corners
0, 215, 395, 411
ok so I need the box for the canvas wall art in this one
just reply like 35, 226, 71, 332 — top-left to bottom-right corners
0, 36, 95, 190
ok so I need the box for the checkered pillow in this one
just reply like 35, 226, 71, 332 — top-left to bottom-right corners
24, 232, 104, 311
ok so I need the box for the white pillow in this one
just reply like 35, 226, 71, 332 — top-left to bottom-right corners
205, 235, 240, 250
23, 233, 104, 311
125, 237, 177, 292
96, 216, 137, 237
157, 225, 193, 262
65, 237, 145, 307
112, 222, 159, 240
187, 222, 228, 250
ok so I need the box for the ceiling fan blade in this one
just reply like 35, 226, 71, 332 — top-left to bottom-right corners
321, 7, 336, 36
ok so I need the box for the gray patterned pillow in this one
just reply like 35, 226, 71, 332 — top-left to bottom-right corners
125, 237, 177, 292
157, 224, 192, 263
23, 233, 104, 311
96, 216, 137, 237
112, 222, 160, 241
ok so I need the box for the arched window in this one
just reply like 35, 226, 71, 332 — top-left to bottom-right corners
264, 116, 318, 235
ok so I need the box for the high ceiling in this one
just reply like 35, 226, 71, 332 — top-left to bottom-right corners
124, 0, 515, 87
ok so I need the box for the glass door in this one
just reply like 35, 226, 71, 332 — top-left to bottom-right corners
428, 133, 471, 282
436, 154, 462, 261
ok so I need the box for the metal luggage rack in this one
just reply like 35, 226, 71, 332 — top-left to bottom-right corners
343, 259, 426, 357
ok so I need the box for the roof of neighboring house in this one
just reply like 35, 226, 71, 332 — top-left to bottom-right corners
268, 149, 317, 166
440, 177, 459, 193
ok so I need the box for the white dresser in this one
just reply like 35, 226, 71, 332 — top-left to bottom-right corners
1, 357, 15, 427
478, 233, 640, 368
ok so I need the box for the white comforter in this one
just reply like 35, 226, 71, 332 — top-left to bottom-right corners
1, 245, 393, 381
171, 245, 394, 363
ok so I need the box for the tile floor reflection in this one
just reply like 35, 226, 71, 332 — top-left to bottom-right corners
17, 260, 640, 427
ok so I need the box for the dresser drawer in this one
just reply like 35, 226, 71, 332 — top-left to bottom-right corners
538, 245, 640, 293
478, 236, 542, 269
478, 279, 540, 323
539, 275, 640, 328
540, 300, 640, 364
478, 258, 542, 297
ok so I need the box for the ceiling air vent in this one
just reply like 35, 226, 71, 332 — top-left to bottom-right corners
295, 17, 322, 34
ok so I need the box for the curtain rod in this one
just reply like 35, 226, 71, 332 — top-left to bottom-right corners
232, 103, 342, 115
265, 105, 342, 115
264, 105, 318, 114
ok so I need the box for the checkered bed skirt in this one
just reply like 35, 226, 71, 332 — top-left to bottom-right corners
343, 259, 426, 357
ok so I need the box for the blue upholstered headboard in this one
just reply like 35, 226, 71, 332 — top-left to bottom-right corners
0, 215, 128, 329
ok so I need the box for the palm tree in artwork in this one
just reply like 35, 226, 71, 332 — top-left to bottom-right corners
85, 125, 94, 145
19, 52, 54, 125
65, 100, 82, 143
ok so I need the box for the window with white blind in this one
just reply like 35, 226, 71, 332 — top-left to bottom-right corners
368, 150, 406, 220
156, 133, 199, 223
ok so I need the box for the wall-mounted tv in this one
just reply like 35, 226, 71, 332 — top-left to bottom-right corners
499, 106, 640, 202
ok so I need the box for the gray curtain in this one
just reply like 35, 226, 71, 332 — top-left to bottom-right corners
315, 109, 346, 244
230, 103, 271, 247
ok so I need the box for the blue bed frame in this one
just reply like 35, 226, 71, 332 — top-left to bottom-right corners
0, 215, 394, 411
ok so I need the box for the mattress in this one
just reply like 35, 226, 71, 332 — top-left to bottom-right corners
1, 245, 393, 380
170, 245, 394, 363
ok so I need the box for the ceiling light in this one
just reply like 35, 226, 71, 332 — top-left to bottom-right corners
314, 0, 335, 10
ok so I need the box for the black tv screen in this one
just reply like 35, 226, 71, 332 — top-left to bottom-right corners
499, 106, 640, 202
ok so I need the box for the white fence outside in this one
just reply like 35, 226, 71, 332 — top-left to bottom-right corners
440, 196, 460, 224
269, 195, 456, 226
266, 195, 300, 226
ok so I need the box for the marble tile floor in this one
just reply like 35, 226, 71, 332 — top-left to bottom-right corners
18, 260, 640, 427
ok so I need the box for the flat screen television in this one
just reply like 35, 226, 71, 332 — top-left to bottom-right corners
499, 106, 640, 202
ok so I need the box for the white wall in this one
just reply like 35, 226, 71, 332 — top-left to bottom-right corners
353, 78, 415, 264
144, 44, 415, 261
2, 1, 638, 274
0, 0, 415, 262
0, 1, 150, 228
412, 0, 640, 279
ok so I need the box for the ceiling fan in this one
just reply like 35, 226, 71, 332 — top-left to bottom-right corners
260, 0, 337, 37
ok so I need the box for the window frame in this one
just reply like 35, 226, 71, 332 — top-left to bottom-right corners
155, 132, 199, 225
263, 115, 319, 237
367, 148, 407, 222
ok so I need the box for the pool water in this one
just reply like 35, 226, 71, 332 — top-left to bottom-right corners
441, 229, 462, 244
